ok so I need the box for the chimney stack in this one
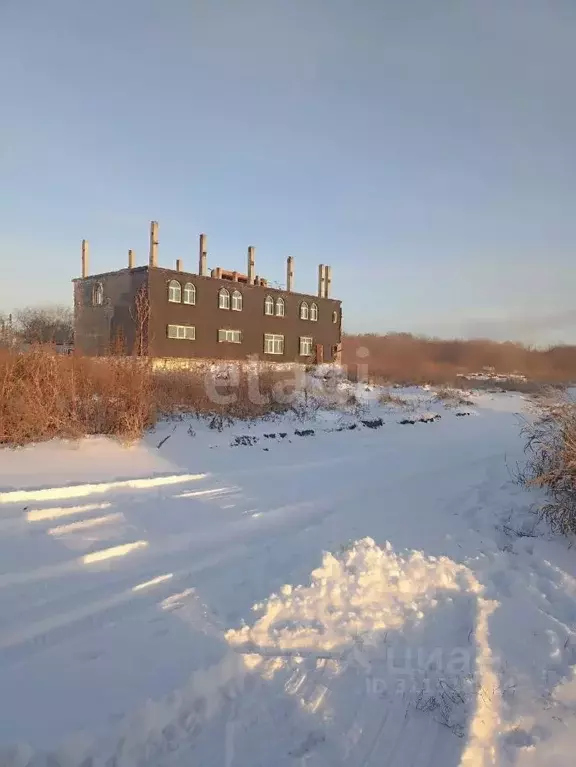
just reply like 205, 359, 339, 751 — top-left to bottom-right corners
176, 258, 183, 272
128, 249, 135, 269
247, 246, 255, 285
81, 239, 89, 278
318, 263, 326, 298
286, 256, 294, 292
149, 221, 159, 267
199, 233, 207, 276
324, 265, 332, 298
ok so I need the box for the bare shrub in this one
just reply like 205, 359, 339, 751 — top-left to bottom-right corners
434, 388, 474, 408
0, 351, 295, 446
341, 392, 368, 418
0, 313, 15, 348
520, 399, 576, 536
379, 392, 410, 408
14, 306, 73, 345
0, 348, 154, 445
290, 382, 325, 421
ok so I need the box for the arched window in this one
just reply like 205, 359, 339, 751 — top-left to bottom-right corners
168, 280, 181, 303
183, 282, 196, 305
231, 290, 243, 311
218, 287, 230, 309
332, 310, 339, 324
275, 297, 285, 317
264, 295, 275, 316
93, 282, 104, 306
310, 303, 318, 321
299, 301, 309, 320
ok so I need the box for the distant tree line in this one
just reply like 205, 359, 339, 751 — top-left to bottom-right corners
343, 332, 576, 385
0, 306, 73, 348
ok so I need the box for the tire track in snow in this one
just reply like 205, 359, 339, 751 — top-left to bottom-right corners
0, 416, 515, 763
0, 490, 340, 666
0, 473, 207, 505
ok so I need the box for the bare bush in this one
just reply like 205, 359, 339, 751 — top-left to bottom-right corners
0, 348, 153, 445
14, 306, 73, 345
378, 391, 434, 415
0, 350, 295, 446
434, 388, 474, 408
289, 382, 325, 421
341, 392, 368, 418
378, 392, 411, 408
0, 313, 15, 348
519, 399, 576, 537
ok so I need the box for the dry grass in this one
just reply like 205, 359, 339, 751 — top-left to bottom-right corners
153, 364, 292, 421
0, 349, 294, 446
0, 348, 154, 445
343, 333, 576, 386
378, 392, 411, 408
520, 399, 576, 537
434, 388, 474, 408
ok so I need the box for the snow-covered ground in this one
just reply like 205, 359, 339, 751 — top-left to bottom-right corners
0, 384, 575, 766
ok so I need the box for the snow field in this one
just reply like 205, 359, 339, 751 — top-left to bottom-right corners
0, 385, 575, 766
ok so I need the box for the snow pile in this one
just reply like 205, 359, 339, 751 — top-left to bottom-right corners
227, 538, 473, 654
227, 538, 501, 763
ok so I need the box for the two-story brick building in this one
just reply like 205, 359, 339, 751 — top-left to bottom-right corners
73, 222, 342, 365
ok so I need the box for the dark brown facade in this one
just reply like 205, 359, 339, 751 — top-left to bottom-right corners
74, 267, 148, 357
74, 255, 342, 364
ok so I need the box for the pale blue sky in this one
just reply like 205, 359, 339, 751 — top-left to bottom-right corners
1, 0, 575, 343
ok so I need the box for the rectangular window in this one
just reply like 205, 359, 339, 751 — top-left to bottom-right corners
299, 336, 313, 356
167, 324, 195, 340
218, 329, 242, 343
264, 333, 284, 355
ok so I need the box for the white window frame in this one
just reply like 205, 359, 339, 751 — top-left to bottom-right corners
332, 310, 338, 324
299, 301, 309, 320
183, 282, 196, 305
310, 302, 318, 322
93, 282, 104, 306
167, 324, 195, 340
218, 328, 242, 343
218, 288, 230, 309
168, 280, 182, 303
299, 336, 313, 357
275, 297, 285, 317
231, 290, 243, 311
264, 333, 284, 355
264, 295, 274, 315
